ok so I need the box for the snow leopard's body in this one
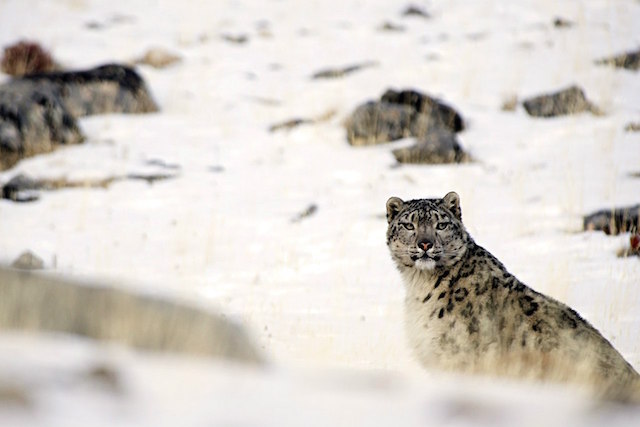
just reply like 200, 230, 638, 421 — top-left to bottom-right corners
386, 192, 640, 400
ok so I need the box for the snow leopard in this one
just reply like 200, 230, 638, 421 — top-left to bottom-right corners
386, 191, 640, 401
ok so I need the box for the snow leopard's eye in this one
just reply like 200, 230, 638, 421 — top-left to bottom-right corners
436, 222, 449, 231
401, 222, 415, 231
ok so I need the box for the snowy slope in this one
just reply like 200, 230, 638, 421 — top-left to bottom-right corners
0, 0, 639, 424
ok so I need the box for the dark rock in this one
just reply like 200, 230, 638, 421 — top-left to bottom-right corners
0, 64, 158, 170
1, 174, 42, 202
553, 17, 574, 28
379, 22, 405, 32
0, 81, 84, 170
584, 205, 640, 235
402, 5, 430, 18
624, 122, 640, 132
125, 173, 174, 185
22, 64, 158, 117
522, 85, 597, 117
269, 118, 311, 132
381, 89, 465, 132
11, 251, 44, 270
269, 109, 336, 133
84, 14, 135, 31
146, 159, 181, 170
346, 102, 416, 146
392, 129, 470, 164
0, 267, 264, 363
311, 61, 377, 80
221, 34, 249, 44
596, 48, 640, 71
0, 173, 96, 202
1, 172, 175, 202
291, 204, 318, 223
345, 89, 464, 146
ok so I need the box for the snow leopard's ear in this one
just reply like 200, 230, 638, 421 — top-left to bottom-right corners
443, 191, 461, 221
386, 197, 405, 223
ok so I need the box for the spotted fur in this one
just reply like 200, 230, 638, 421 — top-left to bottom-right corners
386, 192, 640, 401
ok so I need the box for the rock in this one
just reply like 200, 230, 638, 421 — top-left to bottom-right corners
11, 251, 44, 270
0, 267, 264, 363
624, 122, 640, 132
84, 14, 136, 31
311, 61, 377, 79
0, 64, 158, 170
269, 109, 336, 133
583, 204, 640, 235
0, 173, 109, 202
346, 102, 416, 146
0, 81, 84, 170
125, 173, 174, 185
378, 22, 405, 32
221, 34, 249, 44
392, 129, 470, 164
1, 174, 43, 202
522, 85, 597, 117
402, 5, 430, 18
22, 64, 159, 117
596, 48, 640, 71
553, 17, 574, 28
146, 159, 181, 170
1, 172, 175, 202
345, 89, 464, 146
291, 204, 318, 223
134, 47, 181, 69
381, 89, 465, 132
269, 118, 312, 132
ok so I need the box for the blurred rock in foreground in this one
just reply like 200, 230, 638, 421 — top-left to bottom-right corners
0, 267, 263, 364
0, 64, 158, 171
2, 333, 640, 427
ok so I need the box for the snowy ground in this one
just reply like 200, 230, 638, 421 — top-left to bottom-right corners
1, 0, 639, 425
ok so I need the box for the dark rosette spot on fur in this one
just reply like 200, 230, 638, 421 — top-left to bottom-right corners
453, 287, 468, 302
518, 295, 539, 316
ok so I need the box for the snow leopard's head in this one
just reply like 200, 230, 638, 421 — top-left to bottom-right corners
386, 192, 470, 272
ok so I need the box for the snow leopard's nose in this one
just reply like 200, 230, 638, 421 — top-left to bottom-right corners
417, 240, 433, 251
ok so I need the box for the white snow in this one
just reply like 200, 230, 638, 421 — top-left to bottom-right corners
1, 0, 640, 425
